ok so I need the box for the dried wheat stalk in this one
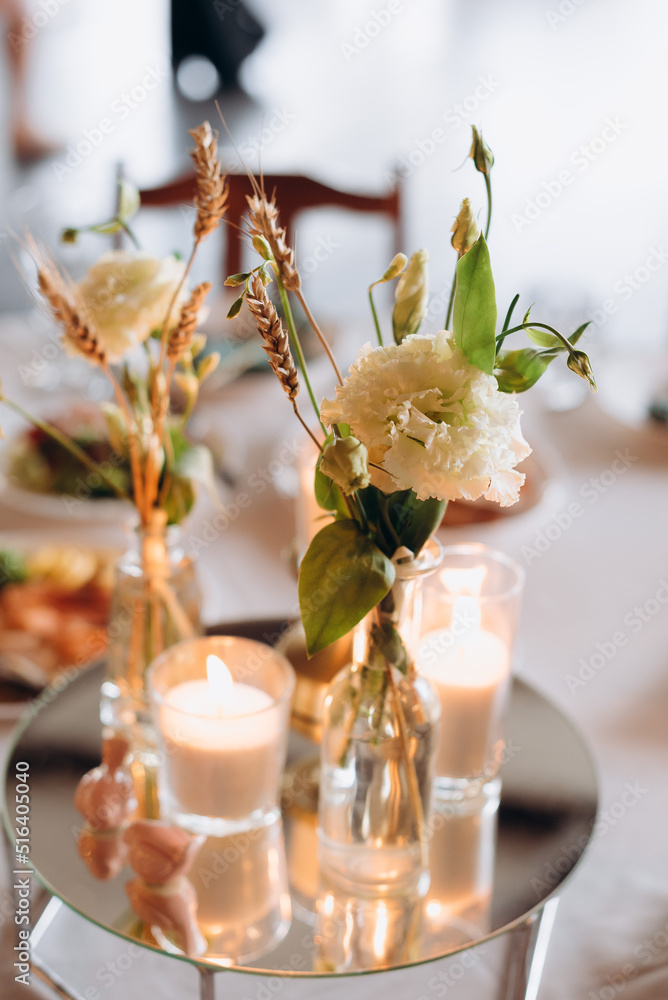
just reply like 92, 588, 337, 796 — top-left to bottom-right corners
189, 122, 229, 243
168, 282, 212, 363
36, 261, 106, 366
246, 275, 299, 400
247, 194, 301, 291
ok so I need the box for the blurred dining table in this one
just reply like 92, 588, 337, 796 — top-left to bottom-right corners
0, 306, 667, 1000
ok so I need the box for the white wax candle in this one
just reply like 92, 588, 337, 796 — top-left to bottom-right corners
159, 657, 281, 820
418, 603, 510, 780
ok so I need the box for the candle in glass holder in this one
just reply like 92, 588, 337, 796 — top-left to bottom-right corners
149, 636, 295, 832
418, 545, 524, 796
418, 597, 510, 781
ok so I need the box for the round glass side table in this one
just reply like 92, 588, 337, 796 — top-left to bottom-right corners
2, 619, 597, 1000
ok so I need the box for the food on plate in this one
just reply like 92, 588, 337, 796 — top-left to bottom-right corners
7, 405, 131, 499
0, 546, 114, 682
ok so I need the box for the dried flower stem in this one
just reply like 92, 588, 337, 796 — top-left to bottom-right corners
295, 289, 343, 384
102, 362, 147, 519
247, 193, 342, 384
246, 275, 323, 452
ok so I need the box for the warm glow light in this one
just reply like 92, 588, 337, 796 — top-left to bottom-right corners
322, 893, 335, 917
425, 900, 442, 919
373, 901, 388, 959
452, 595, 481, 635
440, 564, 487, 597
206, 655, 234, 714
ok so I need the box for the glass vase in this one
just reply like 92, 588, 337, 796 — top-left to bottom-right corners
318, 539, 441, 898
100, 510, 202, 746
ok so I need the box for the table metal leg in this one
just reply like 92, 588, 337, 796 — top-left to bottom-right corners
199, 966, 216, 1000
497, 897, 559, 1000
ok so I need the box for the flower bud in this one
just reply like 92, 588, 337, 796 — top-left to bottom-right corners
381, 253, 408, 282
117, 179, 140, 223
469, 126, 494, 174
567, 350, 597, 391
252, 235, 273, 261
319, 436, 370, 495
190, 333, 207, 357
392, 249, 429, 345
451, 199, 480, 258
173, 371, 199, 409
197, 352, 220, 384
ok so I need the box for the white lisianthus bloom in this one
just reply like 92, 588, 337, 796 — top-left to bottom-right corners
321, 331, 532, 506
76, 250, 187, 363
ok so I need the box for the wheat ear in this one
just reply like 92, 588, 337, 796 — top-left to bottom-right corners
189, 122, 229, 243
168, 282, 212, 363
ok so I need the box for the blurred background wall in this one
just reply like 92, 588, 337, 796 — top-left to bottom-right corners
0, 0, 664, 360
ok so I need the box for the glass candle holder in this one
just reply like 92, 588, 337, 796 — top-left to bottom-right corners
148, 636, 295, 836
417, 545, 524, 798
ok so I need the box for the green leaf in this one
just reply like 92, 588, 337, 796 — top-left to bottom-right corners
569, 322, 590, 346
226, 294, 245, 319
314, 463, 347, 515
525, 327, 559, 349
387, 490, 447, 555
452, 234, 497, 374
494, 348, 560, 393
173, 443, 217, 505
224, 272, 251, 287
163, 476, 195, 525
298, 520, 395, 656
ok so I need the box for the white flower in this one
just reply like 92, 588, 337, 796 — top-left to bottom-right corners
77, 250, 187, 363
321, 331, 531, 506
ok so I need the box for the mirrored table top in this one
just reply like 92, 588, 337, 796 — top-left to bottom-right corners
3, 620, 598, 978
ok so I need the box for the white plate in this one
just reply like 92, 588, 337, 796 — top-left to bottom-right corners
0, 469, 132, 524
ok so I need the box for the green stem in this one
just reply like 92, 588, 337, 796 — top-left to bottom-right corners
0, 396, 130, 500
380, 495, 402, 554
495, 294, 521, 353
484, 172, 492, 240
368, 284, 384, 347
444, 264, 457, 329
503, 321, 576, 357
120, 220, 141, 250
275, 270, 325, 434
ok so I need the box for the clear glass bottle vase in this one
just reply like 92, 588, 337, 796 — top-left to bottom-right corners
100, 510, 202, 739
318, 539, 442, 897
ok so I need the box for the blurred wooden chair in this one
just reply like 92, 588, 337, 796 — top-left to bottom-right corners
137, 171, 403, 278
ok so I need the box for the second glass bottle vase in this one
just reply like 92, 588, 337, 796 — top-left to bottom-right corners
318, 539, 442, 897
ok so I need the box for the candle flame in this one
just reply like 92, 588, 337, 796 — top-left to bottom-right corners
206, 654, 234, 714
